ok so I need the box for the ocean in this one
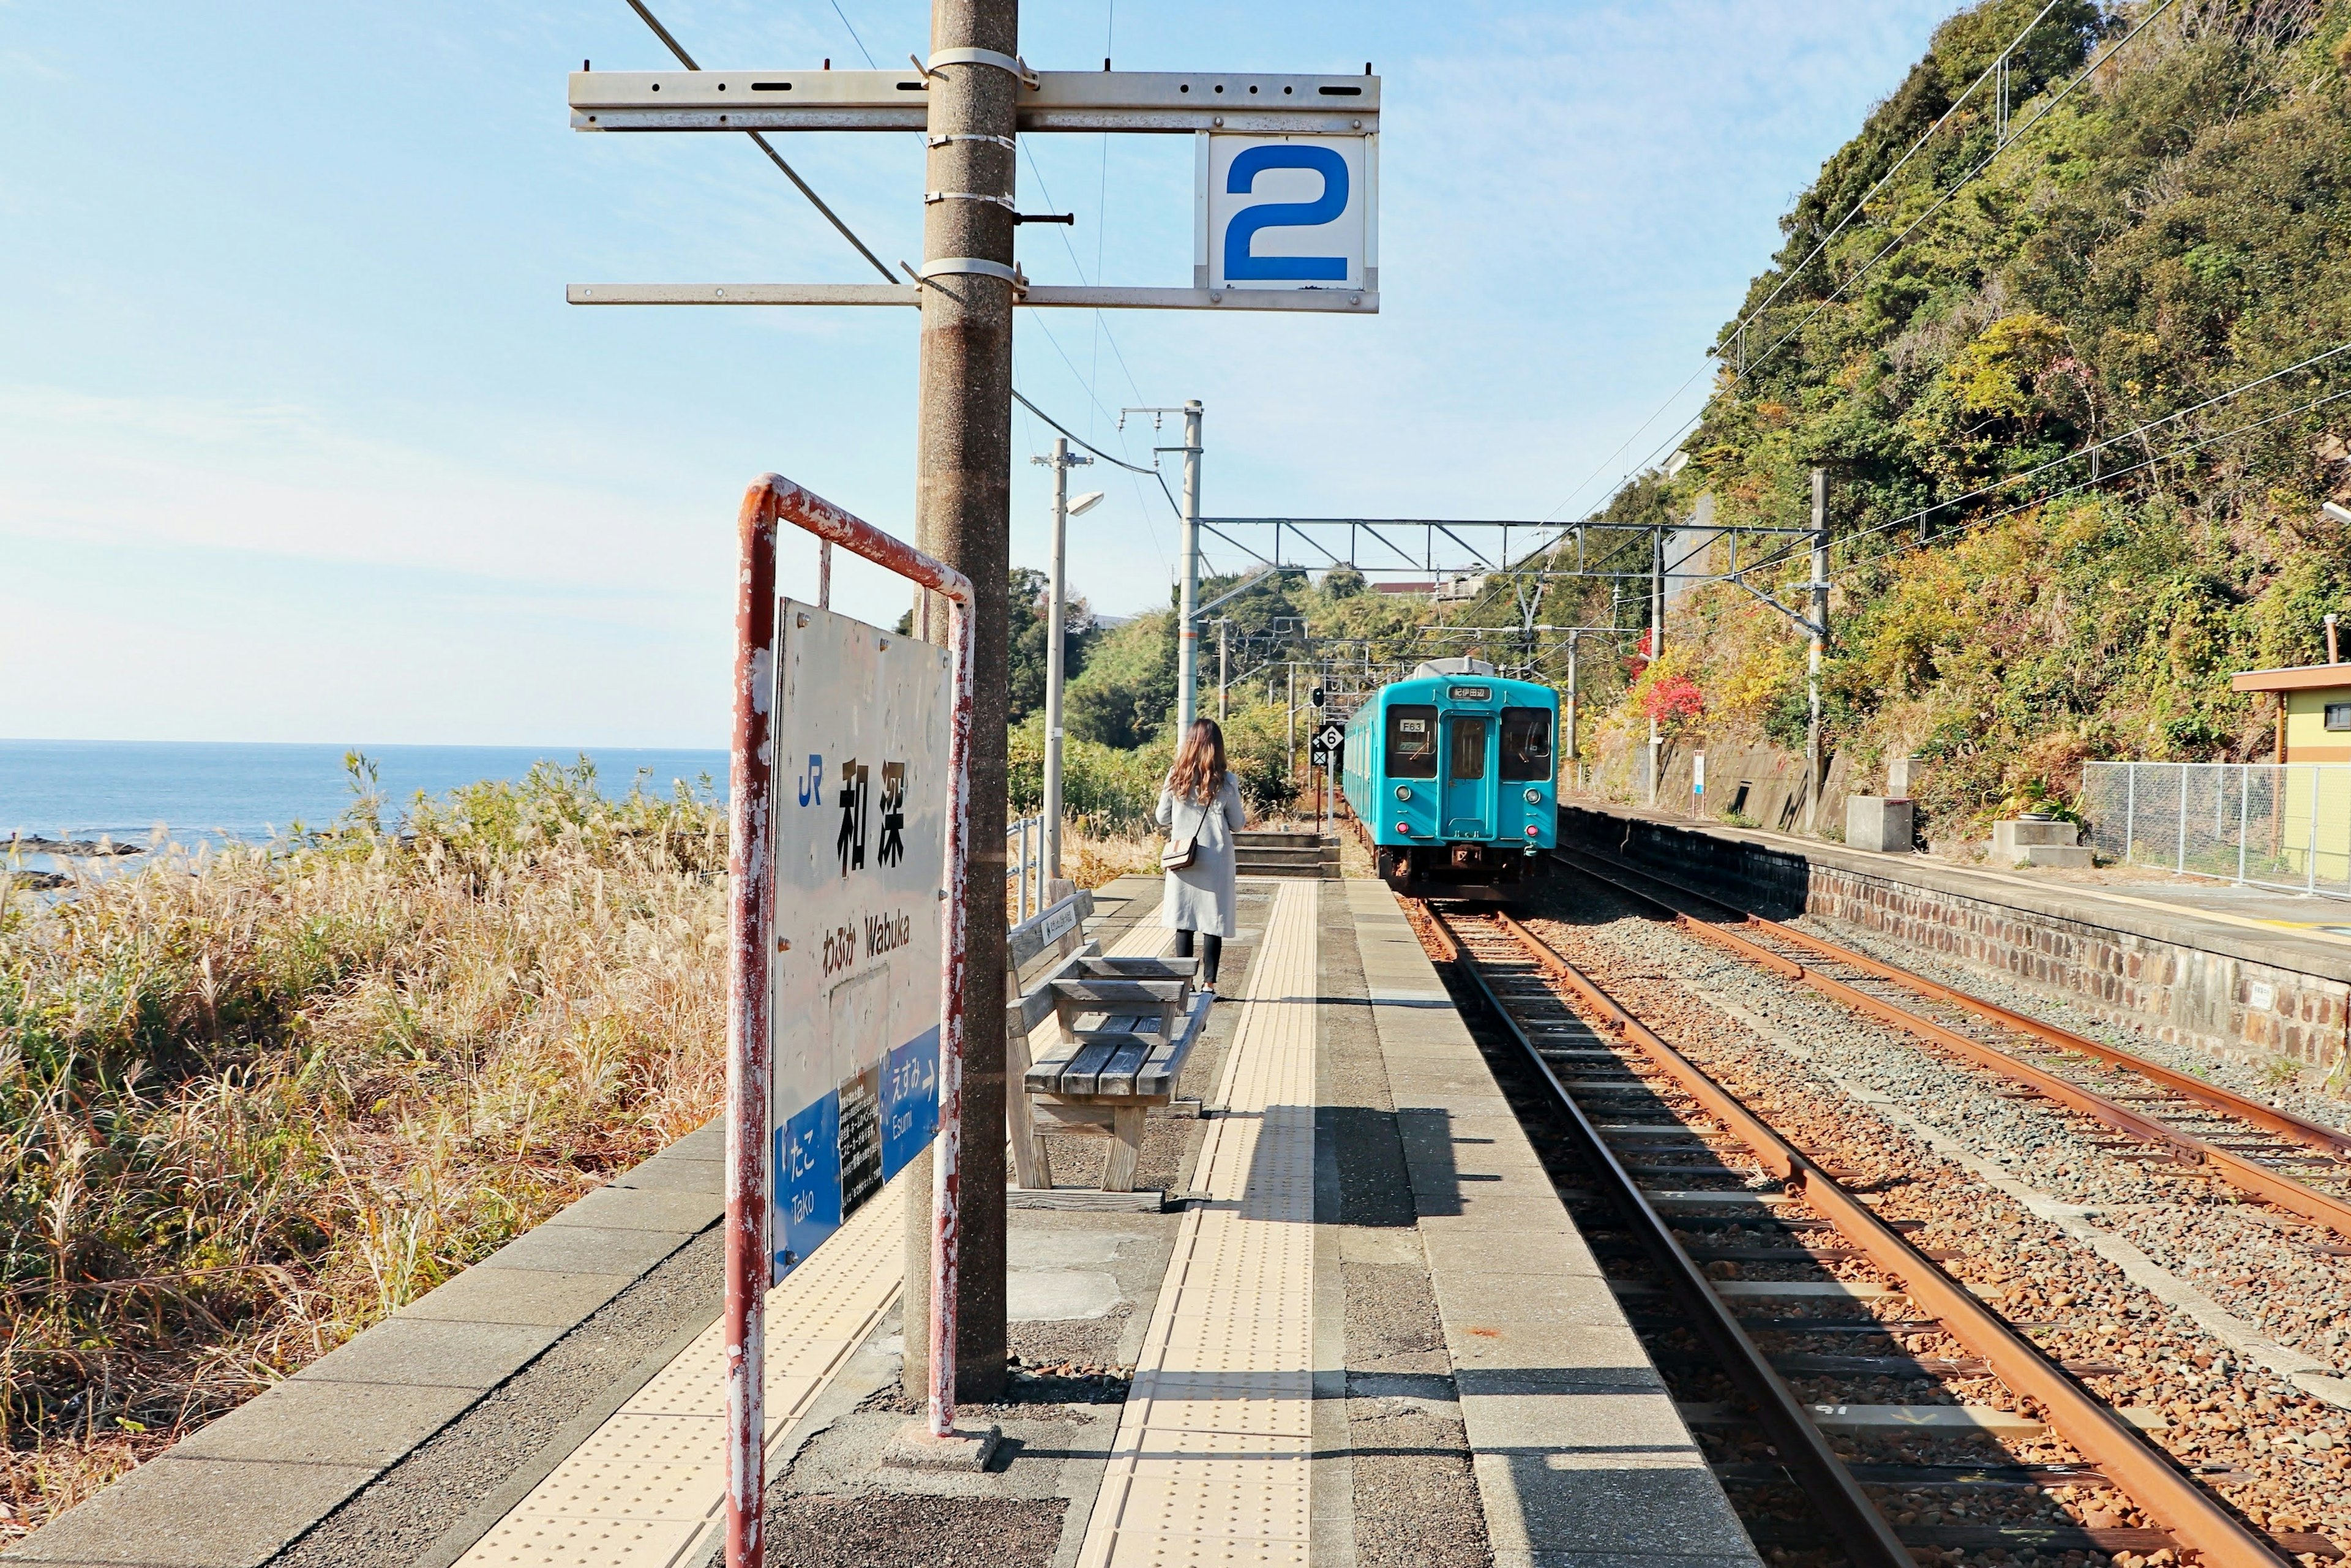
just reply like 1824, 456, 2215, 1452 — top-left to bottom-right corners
0, 740, 729, 850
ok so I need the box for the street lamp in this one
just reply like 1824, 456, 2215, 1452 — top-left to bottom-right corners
1033, 435, 1101, 883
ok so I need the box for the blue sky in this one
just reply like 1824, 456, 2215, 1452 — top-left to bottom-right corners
1, 0, 1959, 747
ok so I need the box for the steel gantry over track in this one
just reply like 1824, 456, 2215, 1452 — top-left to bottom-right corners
1194, 514, 1812, 584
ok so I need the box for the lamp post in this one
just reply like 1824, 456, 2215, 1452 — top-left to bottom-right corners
1032, 437, 1101, 881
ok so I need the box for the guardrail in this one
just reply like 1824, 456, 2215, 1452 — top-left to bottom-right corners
2080, 760, 2351, 898
1006, 813, 1046, 925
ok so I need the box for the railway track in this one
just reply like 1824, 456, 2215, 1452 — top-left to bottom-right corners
1409, 898, 2341, 1568
1548, 844, 2351, 1242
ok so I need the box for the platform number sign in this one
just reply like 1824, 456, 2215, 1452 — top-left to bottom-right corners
1310, 722, 1346, 770
1200, 135, 1377, 295
770, 602, 950, 1280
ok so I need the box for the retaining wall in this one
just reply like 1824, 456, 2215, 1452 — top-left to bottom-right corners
1562, 803, 2351, 1084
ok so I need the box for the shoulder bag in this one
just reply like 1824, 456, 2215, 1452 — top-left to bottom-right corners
1160, 797, 1204, 871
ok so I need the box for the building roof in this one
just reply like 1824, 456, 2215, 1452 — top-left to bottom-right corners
2230, 663, 2351, 693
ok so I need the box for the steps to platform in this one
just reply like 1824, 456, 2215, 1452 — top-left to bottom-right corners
1230, 828, 1338, 879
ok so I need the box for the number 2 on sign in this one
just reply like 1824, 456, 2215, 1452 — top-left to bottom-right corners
1223, 144, 1349, 282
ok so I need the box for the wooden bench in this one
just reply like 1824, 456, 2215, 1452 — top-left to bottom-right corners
1003, 891, 1213, 1198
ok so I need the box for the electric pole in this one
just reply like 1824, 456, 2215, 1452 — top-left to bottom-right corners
1286, 662, 1297, 786
1032, 438, 1095, 883
902, 0, 1018, 1414
1565, 631, 1580, 791
1804, 468, 1829, 835
1217, 618, 1230, 722
1179, 401, 1203, 734
1647, 527, 1663, 807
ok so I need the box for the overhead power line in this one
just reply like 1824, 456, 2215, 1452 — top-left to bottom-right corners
826, 0, 879, 67
1843, 382, 2351, 579
1555, 0, 2181, 528
1737, 0, 2182, 391
1718, 342, 2351, 592
1718, 0, 2072, 359
621, 0, 896, 282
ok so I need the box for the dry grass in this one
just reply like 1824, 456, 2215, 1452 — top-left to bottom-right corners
0, 759, 727, 1536
1062, 827, 1160, 890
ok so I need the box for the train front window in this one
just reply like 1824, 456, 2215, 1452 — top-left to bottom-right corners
1386, 705, 1438, 778
1447, 718, 1489, 779
1499, 708, 1553, 781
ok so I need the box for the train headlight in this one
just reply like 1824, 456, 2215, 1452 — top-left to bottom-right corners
1523, 788, 1543, 805
1394, 784, 1412, 801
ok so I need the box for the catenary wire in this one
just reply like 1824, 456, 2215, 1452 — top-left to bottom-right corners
1839, 383, 2351, 580
621, 0, 897, 282
825, 0, 879, 67
1719, 339, 2351, 591
1559, 0, 2180, 529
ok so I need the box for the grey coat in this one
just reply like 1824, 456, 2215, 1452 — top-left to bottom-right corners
1157, 773, 1246, 937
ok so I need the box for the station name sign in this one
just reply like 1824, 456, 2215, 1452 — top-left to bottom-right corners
769, 602, 950, 1276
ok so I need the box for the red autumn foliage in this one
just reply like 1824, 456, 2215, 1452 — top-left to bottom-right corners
1642, 675, 1703, 727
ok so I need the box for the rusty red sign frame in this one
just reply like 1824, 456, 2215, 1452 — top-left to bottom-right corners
726, 474, 974, 1568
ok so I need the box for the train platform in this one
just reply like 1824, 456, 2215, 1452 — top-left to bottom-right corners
7, 869, 1755, 1568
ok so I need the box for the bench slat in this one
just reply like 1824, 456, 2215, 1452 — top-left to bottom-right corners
1052, 977, 1189, 1007
1092, 1037, 1155, 1097
1135, 994, 1213, 1098
1048, 1038, 1122, 1096
1074, 956, 1198, 982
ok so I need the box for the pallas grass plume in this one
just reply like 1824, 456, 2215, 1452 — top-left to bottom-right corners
0, 757, 727, 1536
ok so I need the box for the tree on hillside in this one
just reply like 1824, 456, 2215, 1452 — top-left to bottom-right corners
1629, 0, 2351, 835
1065, 608, 1177, 749
1005, 565, 1097, 726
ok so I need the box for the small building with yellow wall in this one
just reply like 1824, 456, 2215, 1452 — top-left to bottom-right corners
2227, 661, 2351, 884
2229, 662, 2351, 763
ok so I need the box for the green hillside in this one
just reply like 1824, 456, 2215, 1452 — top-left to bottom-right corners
1595, 0, 2351, 835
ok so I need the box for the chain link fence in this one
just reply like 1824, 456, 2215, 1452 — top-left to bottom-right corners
2079, 761, 2351, 897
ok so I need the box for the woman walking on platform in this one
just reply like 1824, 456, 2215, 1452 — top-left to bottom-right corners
1157, 719, 1247, 996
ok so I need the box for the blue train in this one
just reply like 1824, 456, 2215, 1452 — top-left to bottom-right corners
1340, 658, 1560, 899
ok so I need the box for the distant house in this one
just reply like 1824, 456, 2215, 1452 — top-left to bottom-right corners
2229, 662, 2351, 763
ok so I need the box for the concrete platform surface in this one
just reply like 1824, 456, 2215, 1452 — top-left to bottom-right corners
9, 869, 1751, 1568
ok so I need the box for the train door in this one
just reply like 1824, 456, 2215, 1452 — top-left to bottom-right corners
1442, 714, 1493, 838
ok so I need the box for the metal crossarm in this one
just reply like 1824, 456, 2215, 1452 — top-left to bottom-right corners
570, 69, 1379, 134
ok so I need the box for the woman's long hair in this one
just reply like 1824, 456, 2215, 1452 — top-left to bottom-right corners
1168, 719, 1229, 806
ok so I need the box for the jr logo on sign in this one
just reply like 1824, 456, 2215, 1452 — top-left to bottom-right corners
1202, 133, 1374, 295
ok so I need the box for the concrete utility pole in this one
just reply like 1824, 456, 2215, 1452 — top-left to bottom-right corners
1646, 527, 1663, 806
1804, 467, 1829, 835
902, 0, 1018, 1412
1032, 438, 1096, 882
1217, 618, 1230, 722
1287, 663, 1297, 784
1178, 401, 1204, 733
1565, 631, 1580, 790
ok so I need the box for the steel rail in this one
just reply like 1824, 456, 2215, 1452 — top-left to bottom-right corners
1421, 906, 1914, 1568
1485, 910, 2294, 1568
1558, 844, 2351, 1157
1552, 846, 2351, 1241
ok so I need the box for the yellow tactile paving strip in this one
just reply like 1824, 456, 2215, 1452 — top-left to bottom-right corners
462, 893, 1173, 1568
455, 1172, 904, 1568
1078, 879, 1319, 1568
